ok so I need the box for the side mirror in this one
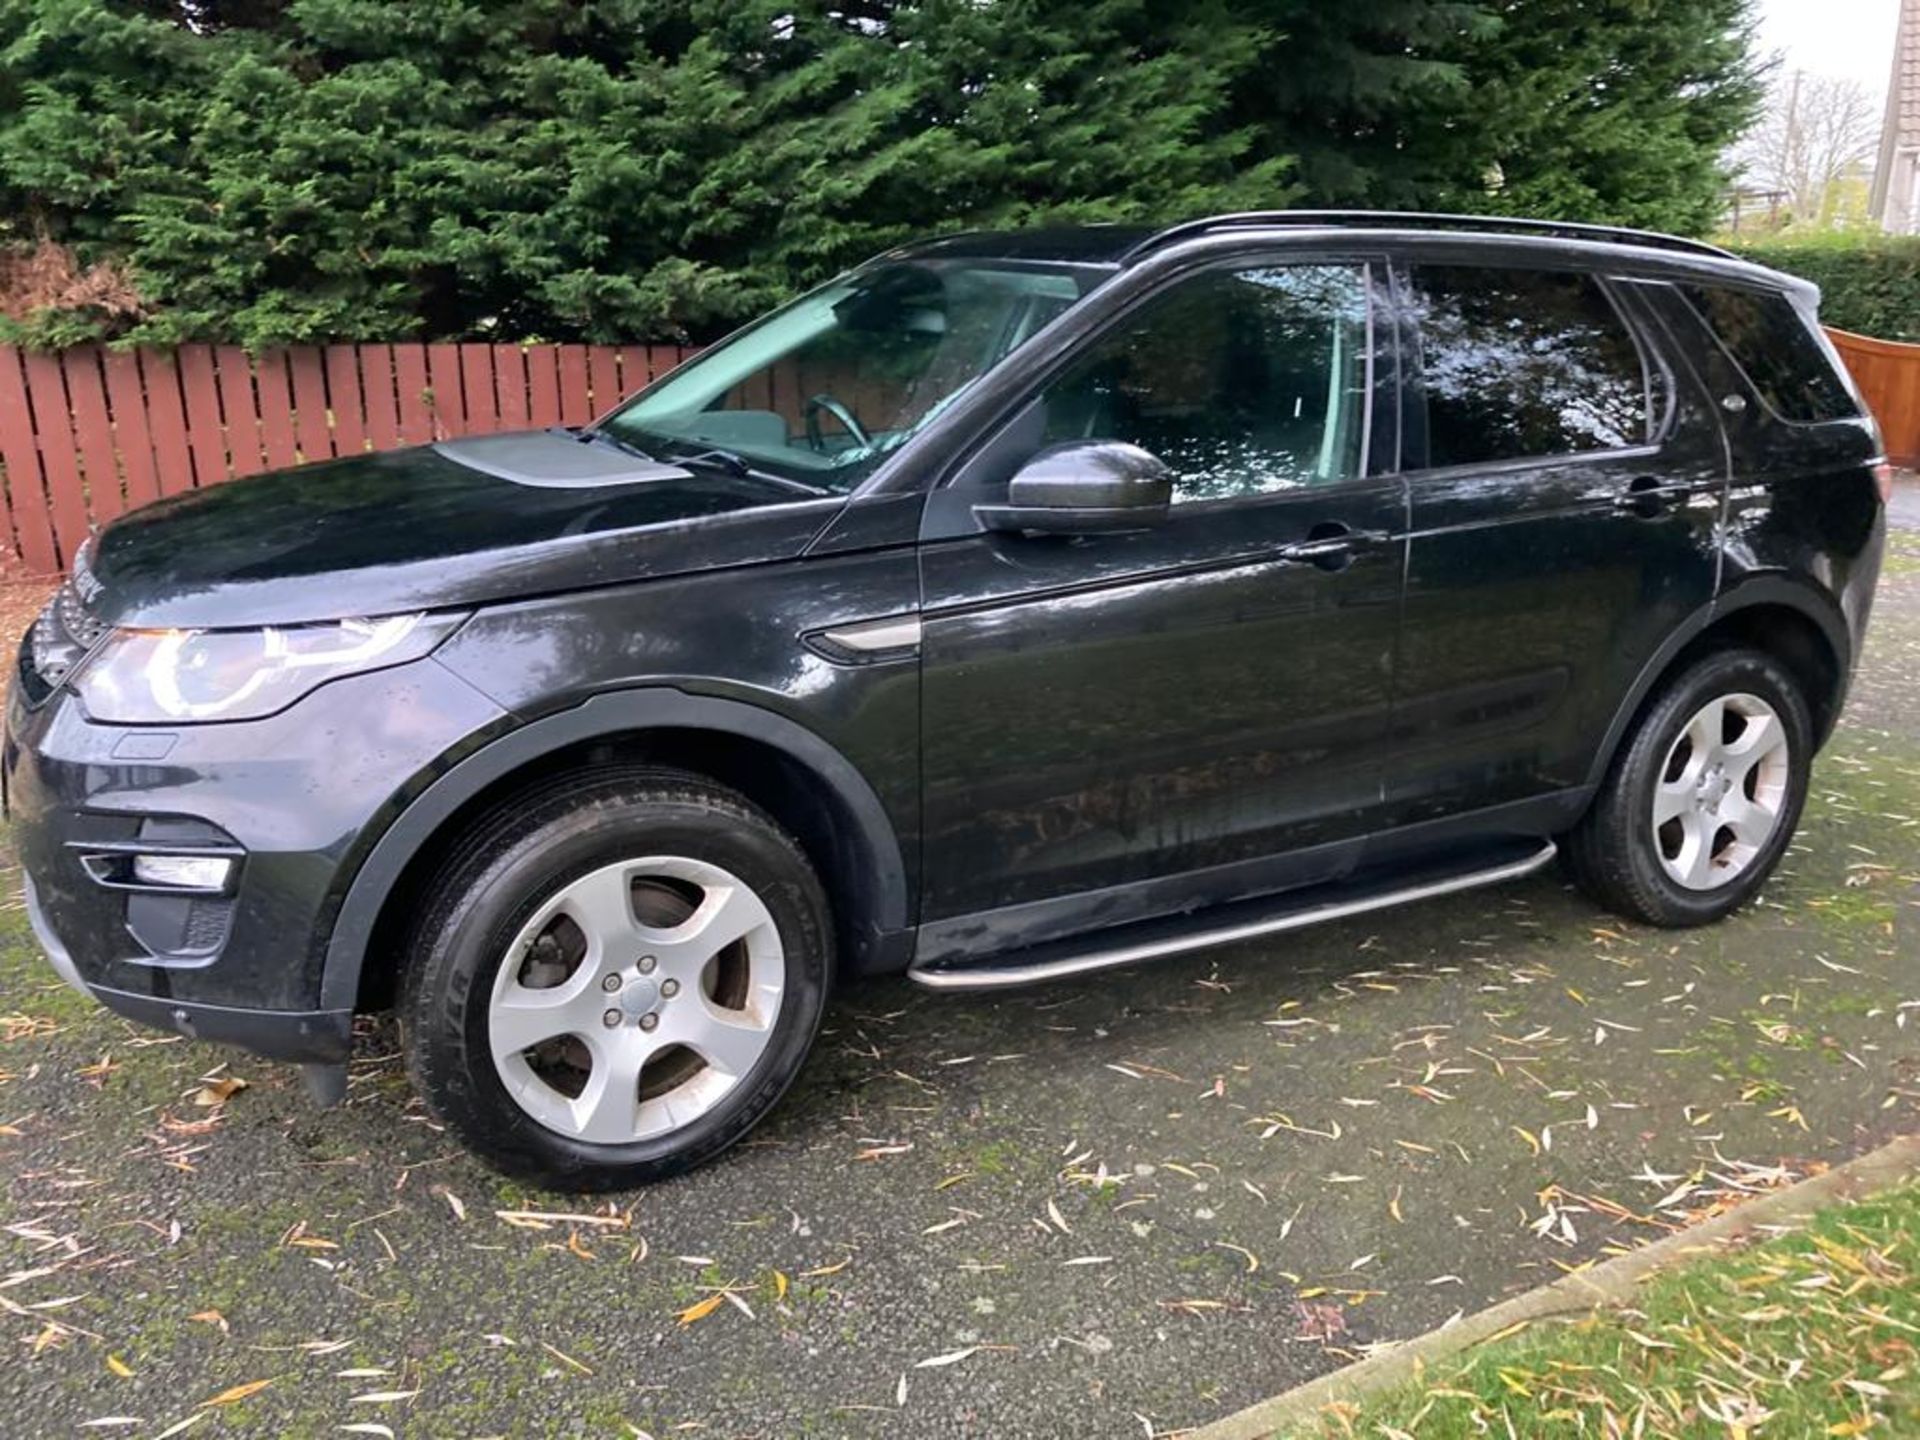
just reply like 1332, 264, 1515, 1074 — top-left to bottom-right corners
974, 441, 1173, 536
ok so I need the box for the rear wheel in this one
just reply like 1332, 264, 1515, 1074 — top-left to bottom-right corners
1564, 648, 1812, 927
401, 768, 832, 1190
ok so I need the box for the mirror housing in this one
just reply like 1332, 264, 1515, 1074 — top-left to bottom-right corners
974, 441, 1173, 536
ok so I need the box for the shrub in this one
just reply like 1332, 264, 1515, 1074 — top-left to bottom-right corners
1729, 234, 1920, 343
0, 236, 145, 346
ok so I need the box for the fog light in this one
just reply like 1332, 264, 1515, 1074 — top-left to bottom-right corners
131, 854, 233, 891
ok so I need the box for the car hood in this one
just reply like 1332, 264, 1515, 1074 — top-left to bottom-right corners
79, 431, 843, 629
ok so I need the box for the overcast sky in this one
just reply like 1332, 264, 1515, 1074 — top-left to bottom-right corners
1757, 0, 1901, 101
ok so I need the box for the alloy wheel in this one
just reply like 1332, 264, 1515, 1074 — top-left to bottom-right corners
487, 856, 785, 1143
1650, 692, 1791, 892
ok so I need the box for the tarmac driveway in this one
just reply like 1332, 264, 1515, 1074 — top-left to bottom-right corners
4, 501, 1919, 1439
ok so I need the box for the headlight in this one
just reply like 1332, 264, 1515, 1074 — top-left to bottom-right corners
74, 612, 465, 723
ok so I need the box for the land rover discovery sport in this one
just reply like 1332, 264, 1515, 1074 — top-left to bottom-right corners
7, 213, 1887, 1188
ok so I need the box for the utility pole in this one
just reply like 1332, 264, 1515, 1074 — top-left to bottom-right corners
1784, 68, 1804, 219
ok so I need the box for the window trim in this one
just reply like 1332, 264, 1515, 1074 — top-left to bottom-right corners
935, 248, 1397, 505
1606, 278, 1681, 446
1391, 259, 1675, 478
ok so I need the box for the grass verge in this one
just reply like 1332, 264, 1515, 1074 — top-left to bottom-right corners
1289, 1180, 1920, 1437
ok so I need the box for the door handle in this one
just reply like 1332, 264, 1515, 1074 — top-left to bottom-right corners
1277, 523, 1390, 572
1614, 476, 1704, 515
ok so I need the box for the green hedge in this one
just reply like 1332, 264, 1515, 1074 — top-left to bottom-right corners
1729, 235, 1920, 343
0, 0, 1763, 348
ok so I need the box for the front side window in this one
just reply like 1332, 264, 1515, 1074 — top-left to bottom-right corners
605, 259, 1108, 491
1031, 264, 1373, 502
1677, 283, 1860, 425
1404, 265, 1654, 469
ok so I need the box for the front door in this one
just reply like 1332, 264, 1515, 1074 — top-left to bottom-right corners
915, 258, 1409, 958
1386, 259, 1727, 831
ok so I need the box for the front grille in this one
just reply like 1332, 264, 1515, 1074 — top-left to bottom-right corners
22, 580, 108, 702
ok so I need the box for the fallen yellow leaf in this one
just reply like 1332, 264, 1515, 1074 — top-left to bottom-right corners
193, 1075, 249, 1107
200, 1378, 273, 1407
675, 1294, 725, 1325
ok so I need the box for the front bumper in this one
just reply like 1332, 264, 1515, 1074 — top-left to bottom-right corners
25, 869, 354, 1060
7, 654, 508, 1060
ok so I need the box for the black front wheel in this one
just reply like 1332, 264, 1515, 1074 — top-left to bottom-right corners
400, 767, 833, 1190
1564, 647, 1812, 928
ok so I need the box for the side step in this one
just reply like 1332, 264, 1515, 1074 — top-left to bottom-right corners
907, 838, 1558, 992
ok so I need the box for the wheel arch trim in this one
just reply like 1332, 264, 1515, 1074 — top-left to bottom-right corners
1584, 577, 1851, 793
319, 688, 910, 1011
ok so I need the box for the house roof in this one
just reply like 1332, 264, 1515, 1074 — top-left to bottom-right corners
1894, 0, 1920, 150
1871, 0, 1918, 224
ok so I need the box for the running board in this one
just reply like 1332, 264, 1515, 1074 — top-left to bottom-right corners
907, 839, 1558, 992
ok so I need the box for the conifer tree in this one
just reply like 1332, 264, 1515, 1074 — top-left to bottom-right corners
0, 0, 1763, 345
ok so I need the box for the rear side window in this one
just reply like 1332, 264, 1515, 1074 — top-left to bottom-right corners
1403, 265, 1654, 468
1676, 284, 1859, 425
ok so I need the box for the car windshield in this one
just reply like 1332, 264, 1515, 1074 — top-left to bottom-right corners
599, 258, 1111, 491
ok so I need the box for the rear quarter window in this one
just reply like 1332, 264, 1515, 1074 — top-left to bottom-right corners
1677, 284, 1860, 425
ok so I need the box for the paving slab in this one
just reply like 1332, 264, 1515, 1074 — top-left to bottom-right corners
2, 510, 1918, 1438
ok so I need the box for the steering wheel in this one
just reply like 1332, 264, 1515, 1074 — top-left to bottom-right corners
804, 393, 874, 454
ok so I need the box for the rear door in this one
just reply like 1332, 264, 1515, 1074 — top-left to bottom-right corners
1386, 258, 1727, 833
914, 255, 1407, 952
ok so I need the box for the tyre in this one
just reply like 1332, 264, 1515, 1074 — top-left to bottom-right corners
400, 767, 833, 1190
1564, 647, 1812, 928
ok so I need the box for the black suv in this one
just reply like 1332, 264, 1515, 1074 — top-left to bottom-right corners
7, 213, 1887, 1189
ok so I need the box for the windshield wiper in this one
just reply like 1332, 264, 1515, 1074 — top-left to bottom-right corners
578, 427, 659, 462
675, 448, 834, 497
678, 447, 752, 477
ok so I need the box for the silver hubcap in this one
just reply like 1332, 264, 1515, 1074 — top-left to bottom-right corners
1652, 693, 1790, 892
488, 856, 785, 1144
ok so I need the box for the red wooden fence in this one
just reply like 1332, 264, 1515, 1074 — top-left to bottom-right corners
0, 341, 692, 573
0, 330, 1912, 577
1828, 329, 1920, 470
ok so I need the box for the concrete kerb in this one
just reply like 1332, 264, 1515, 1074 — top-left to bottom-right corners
1190, 1132, 1920, 1440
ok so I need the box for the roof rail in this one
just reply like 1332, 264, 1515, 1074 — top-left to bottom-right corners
1125, 211, 1738, 264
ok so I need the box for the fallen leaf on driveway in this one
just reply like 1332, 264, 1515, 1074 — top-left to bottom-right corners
915, 1346, 977, 1368
200, 1379, 272, 1407
192, 1075, 248, 1107
1214, 1242, 1259, 1273
675, 1294, 725, 1325
494, 1209, 627, 1229
540, 1340, 593, 1375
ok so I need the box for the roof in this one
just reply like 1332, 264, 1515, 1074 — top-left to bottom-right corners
882, 226, 1155, 266
888, 211, 1739, 270
1893, 0, 1920, 151
1871, 0, 1918, 225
